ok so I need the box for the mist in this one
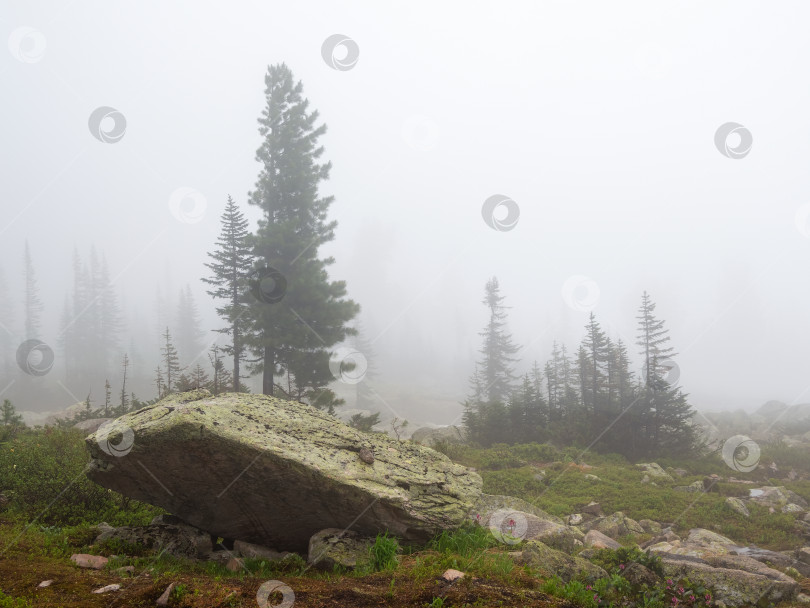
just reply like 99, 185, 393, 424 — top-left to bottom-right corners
3, 0, 810, 425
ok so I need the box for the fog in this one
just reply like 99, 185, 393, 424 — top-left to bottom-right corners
3, 1, 810, 424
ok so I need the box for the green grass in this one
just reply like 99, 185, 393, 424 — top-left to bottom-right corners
0, 592, 31, 608
364, 532, 400, 572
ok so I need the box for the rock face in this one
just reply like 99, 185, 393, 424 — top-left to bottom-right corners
85, 391, 482, 553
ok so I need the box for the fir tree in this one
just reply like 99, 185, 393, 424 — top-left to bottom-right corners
1, 399, 23, 427
119, 353, 130, 413
203, 195, 254, 391
160, 328, 181, 395
475, 277, 520, 402
245, 63, 359, 403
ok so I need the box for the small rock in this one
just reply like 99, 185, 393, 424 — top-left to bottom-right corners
796, 593, 810, 604
584, 474, 601, 482
225, 556, 244, 572
672, 468, 688, 477
358, 447, 374, 464
641, 474, 650, 484
441, 568, 464, 582
70, 554, 108, 570
620, 562, 659, 586
639, 519, 662, 535
725, 497, 750, 518
567, 514, 583, 526
92, 584, 121, 594
584, 529, 620, 550
114, 566, 135, 576
156, 582, 175, 606
783, 503, 805, 514
234, 539, 290, 561
797, 547, 810, 566
37, 580, 54, 588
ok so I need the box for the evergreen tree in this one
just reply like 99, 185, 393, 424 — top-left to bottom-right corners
23, 241, 43, 338
475, 277, 520, 402
245, 63, 359, 404
348, 411, 380, 432
175, 285, 205, 367
160, 327, 181, 395
119, 353, 130, 413
1, 399, 23, 427
203, 195, 254, 391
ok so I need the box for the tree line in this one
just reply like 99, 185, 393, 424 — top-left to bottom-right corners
463, 278, 700, 459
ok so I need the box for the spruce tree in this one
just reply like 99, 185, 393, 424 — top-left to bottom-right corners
475, 277, 520, 402
160, 327, 181, 395
203, 195, 254, 391
1, 399, 23, 427
245, 63, 359, 403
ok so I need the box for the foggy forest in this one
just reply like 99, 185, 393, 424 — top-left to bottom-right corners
1, 3, 810, 608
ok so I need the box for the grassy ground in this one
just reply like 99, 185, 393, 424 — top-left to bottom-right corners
0, 427, 809, 606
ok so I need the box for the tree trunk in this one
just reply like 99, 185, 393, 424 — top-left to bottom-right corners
262, 344, 274, 395
233, 324, 240, 392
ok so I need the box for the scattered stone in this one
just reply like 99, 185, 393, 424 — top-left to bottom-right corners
234, 540, 290, 561
470, 494, 563, 526
674, 480, 705, 493
749, 486, 809, 510
37, 580, 54, 588
92, 584, 121, 594
308, 528, 373, 570
783, 503, 805, 514
584, 474, 601, 482
641, 474, 650, 484
518, 540, 606, 583
585, 512, 644, 539
95, 521, 213, 560
797, 547, 810, 566
725, 497, 750, 518
85, 390, 483, 553
567, 514, 583, 526
797, 593, 810, 604
638, 519, 662, 535
672, 468, 688, 477
358, 447, 374, 464
225, 557, 244, 572
620, 562, 659, 586
70, 554, 108, 570
441, 568, 464, 582
114, 566, 135, 576
156, 582, 175, 606
584, 529, 620, 550
703, 474, 721, 491
636, 462, 674, 481
533, 472, 546, 482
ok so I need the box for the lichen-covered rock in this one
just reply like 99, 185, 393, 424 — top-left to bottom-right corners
469, 494, 563, 526
620, 562, 659, 587
638, 519, 662, 535
585, 512, 644, 539
307, 528, 373, 570
85, 391, 482, 552
749, 486, 809, 509
725, 497, 750, 518
659, 553, 799, 607
518, 540, 606, 582
584, 529, 620, 550
636, 463, 674, 482
410, 425, 466, 447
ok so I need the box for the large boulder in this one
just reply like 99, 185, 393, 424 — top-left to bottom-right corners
469, 494, 563, 526
748, 486, 809, 509
659, 553, 799, 607
94, 521, 213, 559
84, 391, 482, 553
517, 540, 606, 582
